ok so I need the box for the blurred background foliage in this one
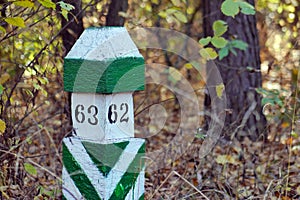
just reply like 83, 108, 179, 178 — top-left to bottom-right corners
0, 0, 299, 198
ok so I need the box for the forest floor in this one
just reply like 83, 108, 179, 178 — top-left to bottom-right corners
1, 71, 300, 200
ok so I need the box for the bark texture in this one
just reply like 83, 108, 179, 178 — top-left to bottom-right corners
106, 0, 128, 26
61, 0, 84, 55
203, 0, 267, 141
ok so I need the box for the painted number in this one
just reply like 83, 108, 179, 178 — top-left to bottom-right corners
75, 103, 129, 125
108, 103, 129, 124
75, 105, 98, 125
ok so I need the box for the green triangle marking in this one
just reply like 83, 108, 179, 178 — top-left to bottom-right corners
139, 193, 145, 200
63, 143, 102, 200
109, 142, 145, 200
82, 141, 129, 177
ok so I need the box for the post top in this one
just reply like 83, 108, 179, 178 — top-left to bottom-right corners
64, 27, 145, 94
65, 27, 142, 61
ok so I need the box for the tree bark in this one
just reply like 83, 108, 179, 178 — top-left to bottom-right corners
203, 0, 267, 141
106, 0, 128, 26
60, 0, 84, 132
61, 0, 84, 55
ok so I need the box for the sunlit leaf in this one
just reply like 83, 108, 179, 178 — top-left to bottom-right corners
211, 36, 228, 48
0, 26, 6, 34
166, 8, 179, 15
213, 20, 228, 37
0, 119, 6, 135
61, 9, 69, 20
216, 83, 225, 98
199, 47, 218, 60
221, 0, 239, 17
58, 1, 74, 11
199, 37, 211, 46
24, 163, 37, 176
38, 0, 56, 9
4, 17, 26, 28
14, 0, 35, 8
216, 154, 238, 165
0, 84, 3, 95
158, 11, 167, 18
173, 11, 188, 23
184, 63, 193, 69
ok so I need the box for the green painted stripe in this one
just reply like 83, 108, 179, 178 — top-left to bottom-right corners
82, 141, 129, 177
63, 143, 102, 200
139, 193, 145, 200
109, 143, 145, 200
63, 57, 144, 93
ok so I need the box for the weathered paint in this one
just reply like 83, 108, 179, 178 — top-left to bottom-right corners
63, 27, 144, 93
62, 137, 145, 200
63, 27, 145, 200
71, 92, 134, 141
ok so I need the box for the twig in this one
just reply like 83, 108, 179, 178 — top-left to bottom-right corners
149, 170, 209, 200
230, 99, 257, 140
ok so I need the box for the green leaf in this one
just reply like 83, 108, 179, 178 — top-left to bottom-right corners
184, 63, 193, 69
0, 119, 6, 135
14, 0, 35, 8
199, 37, 211, 46
200, 47, 218, 60
221, 0, 239, 17
231, 39, 248, 50
216, 83, 225, 98
230, 47, 237, 56
166, 8, 179, 15
219, 47, 229, 60
61, 9, 69, 20
4, 17, 25, 28
213, 20, 228, 37
0, 84, 3, 95
38, 0, 56, 9
158, 11, 167, 18
238, 1, 256, 15
58, 1, 74, 11
262, 97, 275, 106
211, 36, 228, 48
0, 26, 6, 34
173, 11, 188, 23
24, 163, 37, 176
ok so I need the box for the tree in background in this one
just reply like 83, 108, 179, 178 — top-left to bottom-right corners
202, 0, 267, 141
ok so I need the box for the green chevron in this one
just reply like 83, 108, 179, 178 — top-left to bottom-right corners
63, 143, 102, 200
109, 143, 145, 200
82, 141, 129, 177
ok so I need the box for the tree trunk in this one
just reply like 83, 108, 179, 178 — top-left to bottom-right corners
61, 0, 84, 55
203, 0, 267, 141
106, 0, 128, 26
60, 0, 84, 132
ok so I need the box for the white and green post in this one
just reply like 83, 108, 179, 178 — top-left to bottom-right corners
62, 27, 145, 200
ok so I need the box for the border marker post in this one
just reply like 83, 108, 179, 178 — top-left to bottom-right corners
62, 27, 145, 200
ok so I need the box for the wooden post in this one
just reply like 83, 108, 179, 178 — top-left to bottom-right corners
62, 27, 145, 200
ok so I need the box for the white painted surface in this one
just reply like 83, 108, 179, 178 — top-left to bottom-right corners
65, 27, 142, 61
71, 92, 134, 141
63, 137, 145, 200
62, 167, 83, 200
